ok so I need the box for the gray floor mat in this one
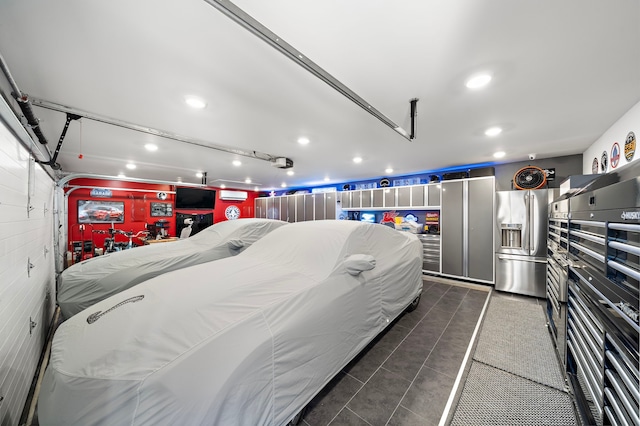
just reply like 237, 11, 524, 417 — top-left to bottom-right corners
472, 296, 566, 391
450, 362, 577, 426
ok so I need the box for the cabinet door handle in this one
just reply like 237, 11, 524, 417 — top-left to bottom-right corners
497, 255, 547, 264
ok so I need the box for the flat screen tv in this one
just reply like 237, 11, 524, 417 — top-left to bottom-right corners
78, 200, 125, 224
175, 187, 216, 209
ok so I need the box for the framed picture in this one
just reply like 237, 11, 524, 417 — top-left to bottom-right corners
78, 200, 125, 223
150, 202, 173, 217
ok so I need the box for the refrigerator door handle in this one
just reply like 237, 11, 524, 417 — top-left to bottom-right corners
529, 192, 535, 254
523, 192, 530, 253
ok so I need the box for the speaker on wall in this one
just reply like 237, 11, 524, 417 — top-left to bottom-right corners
442, 171, 469, 181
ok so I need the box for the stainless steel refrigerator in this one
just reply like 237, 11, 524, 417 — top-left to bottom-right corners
495, 189, 550, 298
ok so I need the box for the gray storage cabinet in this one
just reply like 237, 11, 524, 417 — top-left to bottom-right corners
255, 198, 266, 218
256, 193, 338, 222
441, 177, 494, 283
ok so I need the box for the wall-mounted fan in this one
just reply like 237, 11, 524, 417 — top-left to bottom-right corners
513, 166, 547, 190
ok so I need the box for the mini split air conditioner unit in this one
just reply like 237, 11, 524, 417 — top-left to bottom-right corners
219, 190, 248, 201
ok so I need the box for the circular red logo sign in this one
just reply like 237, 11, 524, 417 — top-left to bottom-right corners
611, 142, 620, 169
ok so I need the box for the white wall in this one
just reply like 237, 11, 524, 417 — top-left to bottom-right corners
583, 101, 640, 174
0, 114, 56, 425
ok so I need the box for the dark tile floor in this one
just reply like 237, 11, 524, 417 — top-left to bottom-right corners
300, 279, 490, 426
30, 279, 490, 426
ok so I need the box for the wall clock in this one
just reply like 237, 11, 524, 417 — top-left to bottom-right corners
225, 205, 240, 220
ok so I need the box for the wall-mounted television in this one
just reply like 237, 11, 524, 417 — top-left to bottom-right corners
78, 200, 125, 223
175, 187, 216, 209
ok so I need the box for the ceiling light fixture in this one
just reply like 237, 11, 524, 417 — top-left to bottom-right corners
353, 157, 363, 164
466, 74, 492, 89
297, 137, 310, 145
485, 127, 503, 137
205, 0, 415, 141
324, 177, 330, 182
220, 184, 226, 189
281, 183, 287, 188
385, 168, 393, 174
493, 151, 506, 158
287, 170, 294, 176
254, 186, 259, 191
117, 173, 126, 178
144, 143, 158, 152
126, 163, 136, 170
185, 96, 207, 109
196, 172, 203, 178
245, 178, 252, 184
232, 160, 242, 167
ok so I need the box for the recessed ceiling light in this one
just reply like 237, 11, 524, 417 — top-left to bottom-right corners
144, 143, 158, 152
286, 170, 294, 176
220, 184, 226, 189
232, 160, 242, 167
117, 173, 126, 178
196, 172, 203, 178
493, 151, 506, 158
485, 127, 503, 137
353, 157, 363, 164
385, 168, 393, 174
176, 177, 183, 183
245, 178, 252, 184
465, 74, 492, 89
254, 186, 259, 191
126, 163, 136, 170
297, 137, 310, 145
324, 177, 330, 182
281, 183, 287, 188
185, 96, 207, 109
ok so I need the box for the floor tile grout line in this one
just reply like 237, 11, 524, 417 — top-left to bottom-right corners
437, 289, 492, 426
327, 285, 454, 426
344, 406, 374, 425
397, 385, 435, 421
384, 288, 472, 426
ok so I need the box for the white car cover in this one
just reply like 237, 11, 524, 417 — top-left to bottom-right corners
57, 218, 287, 318
39, 221, 423, 426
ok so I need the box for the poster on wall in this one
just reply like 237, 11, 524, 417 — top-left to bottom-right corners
150, 202, 173, 217
591, 158, 599, 174
78, 200, 124, 223
625, 131, 636, 162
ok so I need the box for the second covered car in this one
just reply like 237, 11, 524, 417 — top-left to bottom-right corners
57, 218, 287, 318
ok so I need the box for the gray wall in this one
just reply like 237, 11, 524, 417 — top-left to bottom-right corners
493, 154, 583, 191
0, 112, 56, 425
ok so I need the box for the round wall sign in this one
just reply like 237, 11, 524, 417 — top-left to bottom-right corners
610, 142, 620, 169
157, 192, 167, 200
591, 157, 599, 174
224, 205, 240, 220
624, 131, 636, 162
379, 178, 390, 187
600, 151, 608, 173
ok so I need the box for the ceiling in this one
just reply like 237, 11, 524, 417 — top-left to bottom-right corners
0, 0, 639, 191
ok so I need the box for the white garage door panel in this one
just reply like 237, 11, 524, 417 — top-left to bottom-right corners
0, 111, 55, 426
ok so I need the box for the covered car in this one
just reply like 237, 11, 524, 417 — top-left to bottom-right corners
57, 218, 287, 319
39, 220, 423, 425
